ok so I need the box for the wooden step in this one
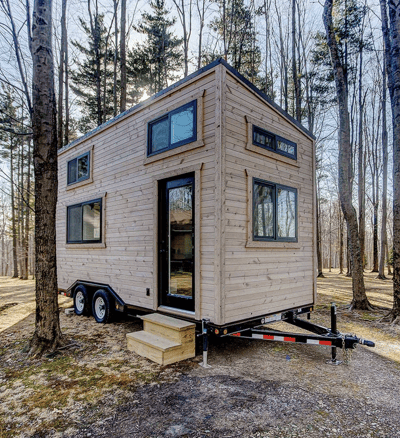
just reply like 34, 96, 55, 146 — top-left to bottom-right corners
126, 318, 196, 366
141, 313, 196, 345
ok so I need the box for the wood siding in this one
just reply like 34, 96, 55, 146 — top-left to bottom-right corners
57, 69, 218, 322
221, 71, 315, 324
57, 63, 315, 326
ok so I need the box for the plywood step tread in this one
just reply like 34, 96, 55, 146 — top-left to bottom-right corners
141, 313, 195, 331
126, 331, 181, 351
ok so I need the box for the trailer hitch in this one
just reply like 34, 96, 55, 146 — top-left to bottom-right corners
226, 303, 375, 365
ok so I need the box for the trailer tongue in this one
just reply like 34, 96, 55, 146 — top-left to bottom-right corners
200, 303, 375, 367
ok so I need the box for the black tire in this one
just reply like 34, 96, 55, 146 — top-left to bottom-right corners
92, 289, 113, 323
73, 285, 91, 316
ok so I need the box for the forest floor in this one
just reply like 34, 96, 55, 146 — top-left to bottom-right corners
0, 271, 400, 438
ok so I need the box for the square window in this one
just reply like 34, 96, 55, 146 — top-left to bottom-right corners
253, 179, 297, 242
67, 152, 90, 185
148, 100, 197, 156
67, 199, 102, 243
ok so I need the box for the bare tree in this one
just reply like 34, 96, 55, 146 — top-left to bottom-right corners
378, 58, 388, 279
323, 0, 372, 310
120, 0, 126, 112
57, 0, 67, 149
29, 0, 63, 354
172, 0, 192, 77
379, 0, 400, 323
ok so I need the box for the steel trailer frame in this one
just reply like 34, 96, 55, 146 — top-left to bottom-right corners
199, 303, 375, 367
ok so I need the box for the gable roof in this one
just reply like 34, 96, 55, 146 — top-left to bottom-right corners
59, 58, 314, 154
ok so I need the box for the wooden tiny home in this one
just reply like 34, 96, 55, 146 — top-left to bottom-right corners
57, 59, 316, 328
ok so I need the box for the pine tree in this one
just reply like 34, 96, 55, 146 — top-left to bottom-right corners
207, 0, 261, 82
131, 0, 183, 95
70, 15, 115, 132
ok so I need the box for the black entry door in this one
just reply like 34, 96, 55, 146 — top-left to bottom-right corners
159, 175, 195, 311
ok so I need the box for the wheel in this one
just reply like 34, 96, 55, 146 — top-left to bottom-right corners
73, 285, 91, 316
92, 289, 113, 323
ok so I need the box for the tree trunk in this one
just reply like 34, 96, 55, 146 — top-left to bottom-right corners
291, 0, 300, 121
380, 0, 400, 322
339, 202, 344, 274
30, 0, 63, 354
316, 194, 324, 277
358, 45, 365, 271
57, 0, 67, 149
378, 59, 388, 279
323, 0, 371, 310
113, 0, 118, 117
120, 0, 126, 112
10, 139, 18, 278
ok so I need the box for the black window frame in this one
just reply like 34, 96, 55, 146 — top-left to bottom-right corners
66, 198, 102, 244
67, 151, 90, 185
147, 100, 197, 156
252, 125, 297, 160
253, 178, 298, 242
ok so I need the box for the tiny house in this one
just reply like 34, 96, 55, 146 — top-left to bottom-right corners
57, 59, 316, 330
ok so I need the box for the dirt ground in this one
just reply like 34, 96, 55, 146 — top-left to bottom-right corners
1, 271, 400, 438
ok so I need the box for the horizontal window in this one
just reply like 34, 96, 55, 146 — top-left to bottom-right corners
68, 152, 90, 185
67, 198, 102, 243
253, 126, 297, 160
148, 100, 197, 156
253, 179, 297, 242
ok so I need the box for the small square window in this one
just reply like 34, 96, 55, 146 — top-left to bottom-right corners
68, 152, 90, 185
67, 199, 102, 243
148, 100, 197, 156
253, 179, 297, 242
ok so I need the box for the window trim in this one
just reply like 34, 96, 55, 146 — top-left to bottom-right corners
147, 100, 197, 157
252, 125, 297, 160
66, 198, 102, 244
67, 151, 91, 185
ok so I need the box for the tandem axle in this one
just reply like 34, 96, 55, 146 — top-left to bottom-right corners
199, 303, 375, 367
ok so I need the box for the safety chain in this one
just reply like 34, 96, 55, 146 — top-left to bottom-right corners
342, 335, 353, 365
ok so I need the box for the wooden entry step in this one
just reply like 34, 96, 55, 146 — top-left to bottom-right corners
126, 313, 196, 365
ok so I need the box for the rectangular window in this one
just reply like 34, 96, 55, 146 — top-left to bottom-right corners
253, 126, 297, 160
68, 152, 90, 185
67, 198, 102, 243
253, 179, 297, 242
148, 100, 197, 156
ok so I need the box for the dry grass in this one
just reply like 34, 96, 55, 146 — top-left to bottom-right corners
0, 272, 399, 437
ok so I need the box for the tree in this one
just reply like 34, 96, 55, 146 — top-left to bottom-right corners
70, 14, 114, 131
323, 0, 372, 310
133, 0, 183, 95
120, 0, 127, 112
29, 0, 63, 354
379, 0, 400, 323
208, 0, 261, 82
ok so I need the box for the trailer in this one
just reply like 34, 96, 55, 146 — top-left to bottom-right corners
57, 59, 373, 364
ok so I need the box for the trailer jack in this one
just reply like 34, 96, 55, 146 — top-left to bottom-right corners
226, 303, 375, 365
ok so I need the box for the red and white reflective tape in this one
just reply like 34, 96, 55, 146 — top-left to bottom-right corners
306, 339, 332, 346
251, 333, 331, 346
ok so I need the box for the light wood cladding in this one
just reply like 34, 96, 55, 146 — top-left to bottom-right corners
57, 62, 316, 327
